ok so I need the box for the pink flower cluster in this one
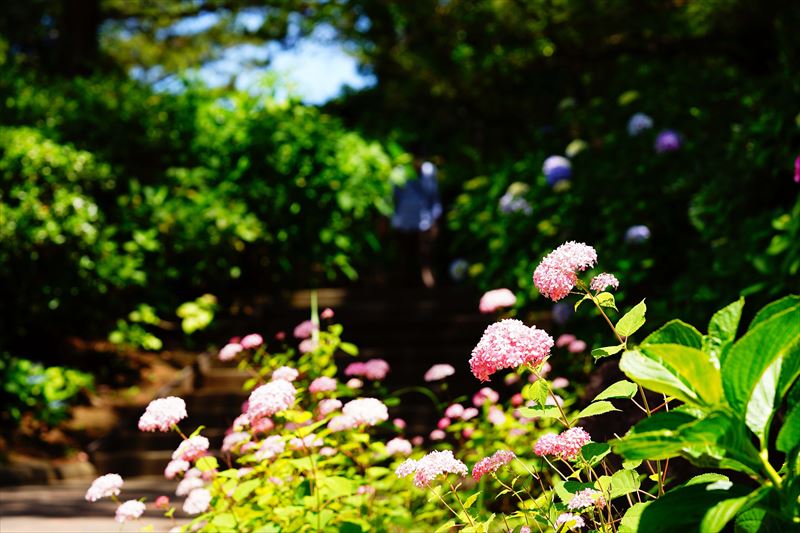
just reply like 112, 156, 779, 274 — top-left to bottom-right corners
164, 459, 190, 479
472, 449, 516, 481
472, 387, 500, 406
272, 366, 299, 382
555, 513, 586, 530
183, 487, 211, 515
533, 427, 591, 461
289, 434, 323, 450
138, 396, 187, 432
85, 473, 123, 501
395, 450, 468, 488
424, 364, 455, 382
247, 380, 296, 419
345, 359, 390, 380
567, 488, 606, 510
255, 435, 286, 461
221, 432, 249, 453
172, 436, 209, 462
589, 272, 619, 292
309, 376, 337, 393
241, 333, 263, 349
479, 288, 517, 313
385, 437, 413, 456
115, 500, 145, 523
470, 319, 554, 381
218, 342, 243, 361
318, 398, 343, 417
342, 398, 389, 426
556, 333, 587, 353
533, 241, 598, 301
293, 320, 317, 339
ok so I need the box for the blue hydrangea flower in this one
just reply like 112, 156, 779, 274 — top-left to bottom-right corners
625, 225, 651, 244
654, 130, 682, 153
543, 155, 572, 186
627, 113, 653, 136
552, 302, 574, 326
449, 259, 469, 282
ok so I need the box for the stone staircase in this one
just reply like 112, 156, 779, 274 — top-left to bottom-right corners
91, 286, 516, 477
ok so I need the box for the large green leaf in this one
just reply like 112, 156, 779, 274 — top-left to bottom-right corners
748, 295, 800, 330
620, 344, 723, 406
632, 477, 753, 533
594, 380, 638, 401
722, 299, 800, 444
616, 299, 647, 337
705, 297, 745, 365
613, 410, 762, 476
644, 319, 703, 348
776, 381, 800, 453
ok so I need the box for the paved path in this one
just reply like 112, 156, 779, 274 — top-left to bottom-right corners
0, 477, 189, 532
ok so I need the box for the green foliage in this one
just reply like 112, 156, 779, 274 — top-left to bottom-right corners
0, 354, 93, 429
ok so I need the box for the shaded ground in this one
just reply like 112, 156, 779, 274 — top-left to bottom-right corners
0, 477, 189, 532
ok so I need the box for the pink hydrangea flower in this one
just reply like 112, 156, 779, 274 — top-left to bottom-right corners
255, 435, 285, 461
568, 340, 587, 353
309, 376, 337, 393
218, 342, 243, 361
462, 407, 479, 420
247, 380, 296, 419
231, 413, 249, 431
318, 398, 343, 417
299, 338, 318, 353
488, 406, 506, 426
138, 397, 187, 432
346, 378, 363, 389
85, 473, 123, 501
345, 362, 366, 376
155, 495, 170, 510
240, 333, 264, 349
250, 416, 275, 434
320, 446, 337, 456
327, 415, 356, 432
115, 500, 145, 523
321, 308, 335, 319
556, 334, 577, 348
289, 434, 323, 450
533, 241, 598, 301
552, 377, 570, 389
462, 427, 474, 439
221, 432, 249, 453
386, 437, 413, 456
568, 488, 606, 510
424, 364, 456, 382
511, 393, 524, 407
430, 429, 446, 440
472, 387, 500, 406
183, 488, 211, 515
342, 398, 389, 426
590, 273, 619, 292
437, 417, 451, 429
293, 320, 317, 339
272, 366, 299, 382
411, 436, 424, 446
364, 359, 390, 380
395, 458, 418, 479
479, 288, 517, 313
504, 373, 521, 385
445, 404, 464, 418
164, 459, 190, 479
470, 319, 554, 381
357, 485, 376, 495
175, 476, 204, 496
521, 527, 532, 533
534, 427, 591, 461
555, 513, 586, 530
405, 450, 468, 488
393, 418, 407, 430
172, 436, 209, 462
472, 449, 516, 481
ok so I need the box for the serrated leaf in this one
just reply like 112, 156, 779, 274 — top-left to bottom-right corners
592, 345, 625, 359
596, 292, 618, 311
575, 400, 619, 420
580, 442, 610, 466
594, 380, 638, 401
610, 469, 640, 499
517, 405, 562, 420
616, 299, 647, 337
777, 382, 800, 453
463, 492, 479, 510
705, 298, 744, 365
644, 320, 702, 348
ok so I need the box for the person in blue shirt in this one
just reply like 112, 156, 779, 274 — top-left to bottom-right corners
391, 158, 442, 288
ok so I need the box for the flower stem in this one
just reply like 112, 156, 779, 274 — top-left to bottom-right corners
449, 482, 476, 529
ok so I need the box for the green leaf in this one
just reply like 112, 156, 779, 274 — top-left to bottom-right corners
610, 469, 640, 499
517, 405, 562, 420
574, 294, 591, 312
339, 342, 359, 356
592, 344, 624, 359
722, 298, 800, 444
580, 442, 611, 466
616, 299, 647, 337
435, 520, 457, 533
523, 379, 548, 406
596, 292, 618, 311
777, 382, 800, 453
620, 344, 723, 406
575, 400, 619, 420
705, 297, 744, 364
463, 492, 479, 510
644, 319, 703, 348
189, 425, 206, 438
233, 479, 260, 503
211, 513, 237, 529
749, 295, 800, 330
594, 380, 638, 401
619, 502, 650, 533
196, 456, 218, 472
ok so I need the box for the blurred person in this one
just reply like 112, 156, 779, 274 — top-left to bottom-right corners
391, 156, 442, 288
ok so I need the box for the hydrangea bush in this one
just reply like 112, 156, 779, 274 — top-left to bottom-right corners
88, 243, 798, 532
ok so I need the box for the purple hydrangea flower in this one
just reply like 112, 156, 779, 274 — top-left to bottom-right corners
655, 130, 682, 153
625, 225, 651, 244
627, 113, 653, 136
543, 155, 572, 186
